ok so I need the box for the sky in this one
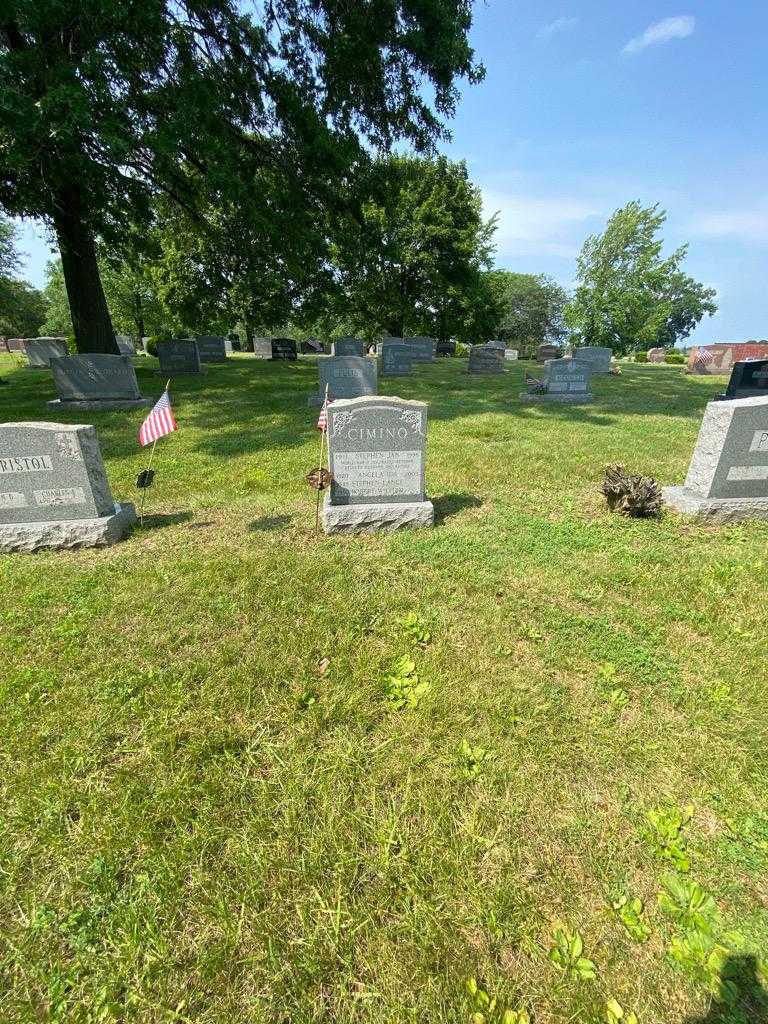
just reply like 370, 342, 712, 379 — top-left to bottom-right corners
13, 0, 768, 346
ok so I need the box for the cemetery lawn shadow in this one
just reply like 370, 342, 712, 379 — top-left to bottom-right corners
1, 350, 766, 1024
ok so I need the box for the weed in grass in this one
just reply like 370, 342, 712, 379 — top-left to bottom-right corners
643, 802, 694, 872
458, 738, 493, 780
297, 688, 319, 709
384, 654, 429, 709
610, 893, 651, 943
658, 874, 719, 934
400, 611, 432, 646
605, 998, 639, 1023
548, 927, 598, 981
465, 978, 530, 1024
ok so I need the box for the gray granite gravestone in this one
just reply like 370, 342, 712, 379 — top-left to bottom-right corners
468, 345, 504, 374
195, 335, 228, 363
323, 396, 433, 533
647, 347, 666, 364
436, 340, 456, 356
404, 337, 435, 363
48, 354, 152, 411
115, 335, 136, 356
380, 341, 413, 376
271, 338, 298, 360
572, 346, 612, 374
309, 356, 377, 405
663, 395, 768, 523
331, 337, 365, 357
486, 341, 506, 351
157, 339, 202, 375
0, 422, 136, 551
521, 357, 593, 403
504, 349, 519, 361
253, 338, 272, 359
24, 338, 69, 368
536, 343, 561, 363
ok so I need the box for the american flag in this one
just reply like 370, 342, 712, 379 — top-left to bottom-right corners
525, 372, 546, 389
139, 389, 177, 447
696, 347, 715, 364
316, 397, 333, 432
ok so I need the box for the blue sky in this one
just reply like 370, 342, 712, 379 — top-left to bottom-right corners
14, 0, 768, 345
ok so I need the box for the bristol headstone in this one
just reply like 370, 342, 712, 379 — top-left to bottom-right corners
663, 395, 768, 523
571, 346, 612, 374
48, 354, 151, 411
24, 338, 69, 368
404, 337, 435, 364
271, 338, 298, 361
0, 422, 136, 551
468, 344, 504, 374
716, 359, 768, 401
195, 335, 228, 363
310, 356, 377, 405
323, 396, 433, 533
380, 341, 413, 377
331, 337, 365, 357
157, 339, 202, 375
521, 357, 593, 403
536, 343, 561, 364
253, 338, 272, 360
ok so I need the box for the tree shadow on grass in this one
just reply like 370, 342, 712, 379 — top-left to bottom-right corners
135, 512, 193, 530
433, 492, 483, 524
248, 514, 293, 532
683, 956, 768, 1023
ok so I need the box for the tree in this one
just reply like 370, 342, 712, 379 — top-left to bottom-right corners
485, 271, 568, 353
326, 154, 497, 341
1, 2, 481, 354
565, 201, 716, 354
0, 213, 46, 337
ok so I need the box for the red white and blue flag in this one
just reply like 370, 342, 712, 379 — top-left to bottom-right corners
139, 389, 177, 447
316, 396, 333, 432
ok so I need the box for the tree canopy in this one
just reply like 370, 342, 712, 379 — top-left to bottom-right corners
565, 201, 717, 354
485, 271, 568, 353
0, 214, 46, 337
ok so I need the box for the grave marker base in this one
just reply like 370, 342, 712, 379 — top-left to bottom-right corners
518, 392, 593, 403
662, 486, 768, 524
0, 501, 137, 553
322, 494, 434, 534
47, 398, 153, 411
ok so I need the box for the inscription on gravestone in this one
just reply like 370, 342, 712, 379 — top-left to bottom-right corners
157, 340, 202, 375
331, 337, 365, 357
195, 336, 228, 362
311, 356, 377, 404
49, 354, 150, 410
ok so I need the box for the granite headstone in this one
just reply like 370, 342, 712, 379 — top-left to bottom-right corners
115, 335, 136, 356
253, 338, 272, 360
323, 396, 433, 533
436, 340, 456, 356
504, 349, 519, 361
271, 338, 298, 361
24, 338, 69, 368
468, 344, 504, 374
310, 356, 377, 405
536, 343, 562, 363
195, 335, 228, 363
331, 337, 365, 357
572, 346, 612, 374
48, 354, 151, 411
717, 359, 768, 401
157, 339, 202, 375
404, 337, 435, 364
380, 341, 413, 377
521, 357, 593, 403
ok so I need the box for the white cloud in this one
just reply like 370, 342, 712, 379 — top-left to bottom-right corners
537, 16, 578, 39
623, 16, 695, 55
690, 206, 768, 244
482, 191, 599, 259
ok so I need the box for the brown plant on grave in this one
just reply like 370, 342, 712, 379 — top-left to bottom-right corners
306, 468, 332, 491
602, 464, 663, 518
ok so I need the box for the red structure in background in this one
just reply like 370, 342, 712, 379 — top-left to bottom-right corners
688, 342, 768, 374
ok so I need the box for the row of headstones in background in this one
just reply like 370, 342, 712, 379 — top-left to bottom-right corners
468, 344, 505, 374
253, 338, 298, 360
0, 422, 136, 552
688, 342, 768, 375
521, 358, 594, 404
323, 396, 433, 534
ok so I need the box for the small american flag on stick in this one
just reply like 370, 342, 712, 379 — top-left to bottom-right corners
139, 387, 177, 447
696, 347, 715, 364
525, 372, 546, 392
316, 396, 333, 432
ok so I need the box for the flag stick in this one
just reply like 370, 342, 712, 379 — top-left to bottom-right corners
139, 379, 172, 526
315, 384, 329, 533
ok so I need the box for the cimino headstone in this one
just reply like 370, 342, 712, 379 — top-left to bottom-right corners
716, 359, 768, 401
331, 337, 365, 357
380, 341, 413, 377
157, 339, 202, 375
572, 346, 612, 374
405, 337, 435, 364
536, 343, 561, 363
520, 357, 593, 403
24, 338, 69, 368
468, 344, 504, 374
310, 356, 377, 405
663, 395, 768, 523
253, 338, 272, 360
271, 338, 298, 361
0, 422, 136, 551
195, 335, 228, 363
48, 354, 152, 411
323, 396, 433, 533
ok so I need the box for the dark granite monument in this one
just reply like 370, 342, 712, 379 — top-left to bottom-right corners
331, 337, 365, 357
436, 340, 456, 356
716, 359, 768, 401
468, 345, 504, 374
0, 422, 136, 551
48, 354, 151, 411
323, 396, 433, 533
310, 356, 377, 405
157, 340, 202, 375
195, 336, 228, 363
404, 337, 435, 363
271, 338, 298, 361
380, 341, 413, 377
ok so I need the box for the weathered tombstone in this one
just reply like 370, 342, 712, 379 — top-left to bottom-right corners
572, 346, 612, 374
48, 354, 152, 411
647, 347, 666, 363
436, 340, 456, 356
253, 338, 272, 360
663, 395, 768, 523
504, 349, 519, 361
468, 344, 504, 374
195, 335, 228, 363
486, 341, 506, 351
271, 338, 298, 361
115, 335, 136, 356
310, 356, 377, 405
380, 341, 413, 377
716, 359, 768, 401
536, 343, 561, 363
300, 338, 323, 354
520, 357, 593, 403
157, 339, 202, 375
24, 338, 68, 368
331, 337, 365, 357
0, 422, 136, 551
404, 337, 435, 363
323, 396, 433, 533
688, 342, 768, 375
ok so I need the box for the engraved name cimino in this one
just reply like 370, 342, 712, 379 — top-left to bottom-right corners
0, 455, 54, 474
340, 426, 411, 441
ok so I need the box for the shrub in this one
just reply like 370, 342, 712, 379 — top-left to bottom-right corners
635, 351, 648, 363
65, 334, 77, 354
665, 351, 686, 364
145, 330, 173, 357
455, 342, 469, 358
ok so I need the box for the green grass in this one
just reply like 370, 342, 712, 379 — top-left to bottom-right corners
1, 353, 767, 1024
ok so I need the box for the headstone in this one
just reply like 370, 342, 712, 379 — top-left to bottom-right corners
271, 338, 298, 361
24, 338, 68, 368
0, 422, 136, 551
48, 354, 152, 411
300, 339, 323, 354
7, 338, 26, 352
572, 346, 612, 374
521, 358, 593, 403
663, 395, 768, 523
331, 337, 365, 357
436, 340, 456, 356
253, 338, 272, 360
647, 347, 666, 363
115, 335, 136, 356
322, 396, 433, 533
157, 339, 202, 375
195, 335, 228, 363
227, 334, 241, 352
688, 342, 768, 375
716, 359, 768, 401
536, 343, 561, 363
486, 341, 506, 351
380, 341, 413, 377
504, 349, 519, 361
310, 356, 377, 405
404, 337, 435, 363
468, 344, 504, 374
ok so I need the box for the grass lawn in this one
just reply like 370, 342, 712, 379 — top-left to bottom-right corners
1, 352, 767, 1024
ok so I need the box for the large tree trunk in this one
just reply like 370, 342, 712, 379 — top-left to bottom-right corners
243, 315, 255, 352
52, 189, 118, 355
